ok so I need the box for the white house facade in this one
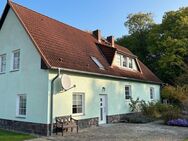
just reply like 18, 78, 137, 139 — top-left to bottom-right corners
0, 1, 161, 136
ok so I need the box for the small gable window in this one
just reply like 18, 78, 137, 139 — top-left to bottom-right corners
91, 56, 104, 70
12, 50, 20, 71
150, 87, 155, 100
0, 54, 6, 73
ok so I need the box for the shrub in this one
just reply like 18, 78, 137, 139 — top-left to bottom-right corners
139, 100, 181, 121
161, 105, 181, 123
161, 85, 188, 107
139, 100, 161, 118
129, 97, 140, 112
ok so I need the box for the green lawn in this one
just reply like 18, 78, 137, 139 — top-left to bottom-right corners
184, 139, 188, 141
0, 129, 35, 141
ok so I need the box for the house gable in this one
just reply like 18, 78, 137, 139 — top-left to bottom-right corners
0, 6, 49, 124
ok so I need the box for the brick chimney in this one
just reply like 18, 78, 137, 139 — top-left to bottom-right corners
93, 29, 101, 42
107, 36, 115, 47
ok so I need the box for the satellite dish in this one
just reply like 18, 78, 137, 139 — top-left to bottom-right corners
61, 74, 71, 90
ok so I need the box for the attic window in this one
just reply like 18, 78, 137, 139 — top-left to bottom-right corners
91, 56, 105, 70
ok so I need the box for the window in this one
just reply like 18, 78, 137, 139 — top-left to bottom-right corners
129, 58, 133, 69
0, 54, 6, 73
150, 87, 154, 100
72, 93, 84, 115
91, 56, 104, 70
115, 53, 135, 70
12, 50, 20, 70
16, 94, 27, 117
125, 85, 131, 99
122, 56, 127, 67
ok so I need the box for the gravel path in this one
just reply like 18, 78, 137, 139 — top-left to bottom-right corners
28, 121, 188, 141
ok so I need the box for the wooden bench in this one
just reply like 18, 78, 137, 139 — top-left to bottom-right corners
54, 115, 78, 136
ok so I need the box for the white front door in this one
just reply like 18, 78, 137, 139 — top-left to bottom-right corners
99, 95, 107, 124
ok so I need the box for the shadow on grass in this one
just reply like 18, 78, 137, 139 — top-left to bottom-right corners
0, 129, 35, 141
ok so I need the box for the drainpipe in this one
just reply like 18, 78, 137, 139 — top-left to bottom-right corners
49, 68, 61, 136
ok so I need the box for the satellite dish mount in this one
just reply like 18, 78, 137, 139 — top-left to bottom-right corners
60, 74, 76, 92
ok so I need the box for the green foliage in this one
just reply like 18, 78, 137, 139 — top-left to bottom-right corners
0, 129, 35, 141
117, 12, 155, 64
125, 12, 154, 34
129, 97, 140, 112
161, 85, 188, 106
161, 106, 181, 123
128, 98, 183, 123
139, 100, 180, 121
139, 101, 161, 118
117, 7, 188, 85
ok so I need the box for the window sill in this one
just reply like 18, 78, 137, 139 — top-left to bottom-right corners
0, 72, 5, 75
10, 69, 19, 72
125, 99, 131, 102
72, 113, 84, 117
116, 66, 138, 72
16, 116, 26, 119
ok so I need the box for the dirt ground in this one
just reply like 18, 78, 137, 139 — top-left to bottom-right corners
28, 121, 188, 141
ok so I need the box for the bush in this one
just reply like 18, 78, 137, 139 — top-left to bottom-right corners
124, 113, 153, 123
129, 97, 140, 112
161, 85, 188, 107
139, 100, 161, 118
161, 105, 181, 123
128, 99, 182, 124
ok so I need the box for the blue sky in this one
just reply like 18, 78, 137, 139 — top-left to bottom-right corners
0, 0, 188, 38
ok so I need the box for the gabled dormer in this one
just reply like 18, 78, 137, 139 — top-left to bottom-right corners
94, 30, 141, 73
113, 52, 139, 71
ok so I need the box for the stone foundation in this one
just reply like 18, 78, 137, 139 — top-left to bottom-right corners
0, 118, 50, 135
0, 117, 99, 136
78, 117, 99, 128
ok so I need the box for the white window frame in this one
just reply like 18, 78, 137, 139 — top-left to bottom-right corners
116, 53, 135, 71
150, 87, 155, 100
11, 49, 20, 71
0, 54, 6, 73
122, 56, 127, 67
129, 58, 133, 69
125, 85, 132, 100
16, 94, 27, 117
72, 93, 85, 116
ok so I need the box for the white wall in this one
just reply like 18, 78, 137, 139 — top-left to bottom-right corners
49, 70, 160, 123
0, 9, 49, 124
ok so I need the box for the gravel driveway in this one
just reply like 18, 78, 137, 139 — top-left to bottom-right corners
28, 121, 188, 141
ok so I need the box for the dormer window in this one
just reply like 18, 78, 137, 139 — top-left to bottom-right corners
91, 56, 105, 70
129, 58, 133, 69
123, 56, 127, 67
114, 53, 137, 71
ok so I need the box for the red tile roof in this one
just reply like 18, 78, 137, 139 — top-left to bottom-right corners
3, 1, 161, 84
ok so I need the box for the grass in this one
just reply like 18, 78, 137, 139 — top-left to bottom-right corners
184, 139, 188, 141
0, 129, 35, 141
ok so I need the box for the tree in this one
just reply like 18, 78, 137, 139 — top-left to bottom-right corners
117, 12, 155, 64
117, 8, 188, 85
125, 12, 154, 34
149, 7, 188, 84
